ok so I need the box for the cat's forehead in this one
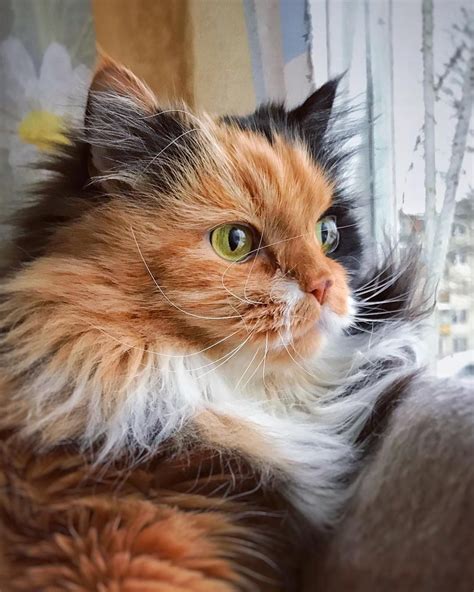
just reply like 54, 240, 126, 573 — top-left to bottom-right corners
208, 124, 334, 230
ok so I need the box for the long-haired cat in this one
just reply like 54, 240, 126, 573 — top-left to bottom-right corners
1, 59, 472, 591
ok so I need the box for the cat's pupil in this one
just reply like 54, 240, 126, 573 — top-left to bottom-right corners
229, 227, 245, 251
321, 224, 329, 244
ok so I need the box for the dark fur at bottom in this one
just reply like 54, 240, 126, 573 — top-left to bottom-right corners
305, 377, 474, 592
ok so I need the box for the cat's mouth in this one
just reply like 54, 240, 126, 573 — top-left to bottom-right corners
249, 294, 354, 354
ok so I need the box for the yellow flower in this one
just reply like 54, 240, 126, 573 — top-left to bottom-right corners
17, 110, 70, 152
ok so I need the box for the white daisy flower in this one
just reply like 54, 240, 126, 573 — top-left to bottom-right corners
0, 37, 90, 184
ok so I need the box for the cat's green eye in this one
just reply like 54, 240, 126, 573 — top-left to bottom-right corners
315, 216, 339, 254
210, 224, 254, 262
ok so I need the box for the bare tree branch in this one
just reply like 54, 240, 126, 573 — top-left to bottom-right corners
434, 42, 466, 93
422, 0, 437, 258
431, 42, 474, 281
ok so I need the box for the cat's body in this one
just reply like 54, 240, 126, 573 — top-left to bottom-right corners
0, 61, 472, 590
308, 375, 474, 592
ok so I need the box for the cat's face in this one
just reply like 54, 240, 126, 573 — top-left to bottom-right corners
125, 129, 352, 363
19, 62, 362, 368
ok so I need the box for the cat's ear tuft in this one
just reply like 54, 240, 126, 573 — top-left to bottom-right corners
289, 76, 342, 139
87, 54, 157, 112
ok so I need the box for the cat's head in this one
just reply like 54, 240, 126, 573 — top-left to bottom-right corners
7, 60, 362, 374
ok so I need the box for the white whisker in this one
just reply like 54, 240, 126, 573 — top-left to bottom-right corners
92, 324, 241, 359
262, 332, 270, 392
140, 127, 200, 175
233, 347, 261, 392
239, 349, 267, 392
195, 331, 255, 380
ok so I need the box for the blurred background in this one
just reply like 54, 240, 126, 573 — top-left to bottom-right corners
0, 0, 472, 376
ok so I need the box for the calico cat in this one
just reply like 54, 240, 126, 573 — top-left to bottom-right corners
0, 59, 446, 590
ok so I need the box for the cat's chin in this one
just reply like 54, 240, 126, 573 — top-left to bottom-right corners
274, 297, 355, 351
317, 300, 354, 337
261, 310, 350, 365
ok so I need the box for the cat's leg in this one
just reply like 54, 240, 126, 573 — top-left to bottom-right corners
305, 378, 474, 591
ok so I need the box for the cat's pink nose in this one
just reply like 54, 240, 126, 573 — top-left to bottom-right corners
309, 279, 333, 305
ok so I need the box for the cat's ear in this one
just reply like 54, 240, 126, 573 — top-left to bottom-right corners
84, 56, 197, 193
289, 77, 341, 140
84, 57, 158, 185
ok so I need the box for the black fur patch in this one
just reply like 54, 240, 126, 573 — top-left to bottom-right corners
222, 79, 342, 173
2, 140, 95, 272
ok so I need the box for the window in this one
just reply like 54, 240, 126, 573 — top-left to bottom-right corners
452, 310, 468, 324
450, 252, 468, 265
452, 223, 467, 236
441, 309, 451, 322
453, 337, 468, 353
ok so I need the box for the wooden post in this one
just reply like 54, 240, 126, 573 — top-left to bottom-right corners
91, 0, 194, 105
